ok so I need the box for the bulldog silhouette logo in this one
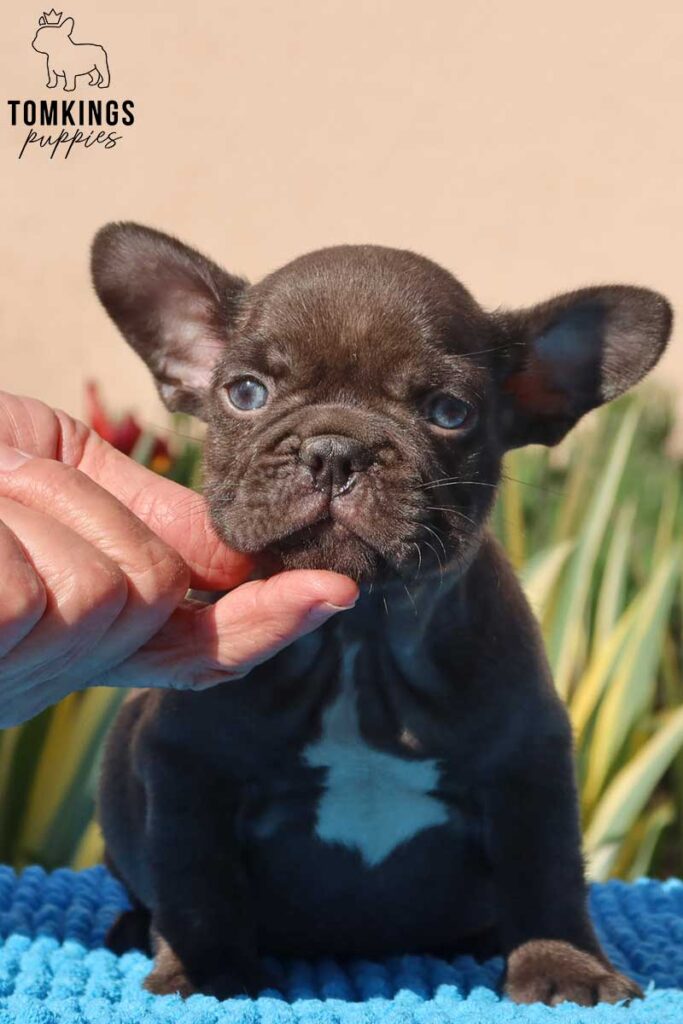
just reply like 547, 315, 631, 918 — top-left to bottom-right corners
31, 10, 110, 92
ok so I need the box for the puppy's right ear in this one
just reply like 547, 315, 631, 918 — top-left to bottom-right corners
91, 222, 248, 418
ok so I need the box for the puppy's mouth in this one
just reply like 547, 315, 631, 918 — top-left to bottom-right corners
266, 499, 394, 579
275, 511, 365, 552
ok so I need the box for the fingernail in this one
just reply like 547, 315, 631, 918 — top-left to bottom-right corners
0, 443, 30, 471
307, 599, 357, 624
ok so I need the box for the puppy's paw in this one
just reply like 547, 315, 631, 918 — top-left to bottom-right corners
144, 951, 267, 1000
144, 962, 196, 998
201, 966, 268, 1000
504, 940, 643, 1007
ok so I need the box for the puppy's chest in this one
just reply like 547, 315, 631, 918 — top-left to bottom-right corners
244, 642, 453, 868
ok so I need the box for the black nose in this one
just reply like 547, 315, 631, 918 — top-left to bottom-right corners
299, 435, 371, 495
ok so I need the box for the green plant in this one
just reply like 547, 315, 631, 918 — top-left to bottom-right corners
498, 393, 683, 880
0, 388, 680, 878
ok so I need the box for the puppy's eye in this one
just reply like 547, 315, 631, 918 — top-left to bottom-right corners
424, 393, 473, 430
226, 376, 269, 411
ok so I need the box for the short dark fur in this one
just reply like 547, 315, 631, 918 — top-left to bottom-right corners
92, 223, 671, 1005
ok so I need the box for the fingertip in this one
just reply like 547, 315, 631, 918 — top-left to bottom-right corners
265, 569, 359, 609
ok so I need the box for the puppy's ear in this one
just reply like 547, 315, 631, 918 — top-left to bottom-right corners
91, 222, 248, 418
496, 285, 672, 448
60, 16, 75, 34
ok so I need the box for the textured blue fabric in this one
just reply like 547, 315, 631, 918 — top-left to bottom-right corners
1, 867, 683, 1022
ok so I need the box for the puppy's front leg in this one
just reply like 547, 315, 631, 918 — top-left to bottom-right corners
143, 765, 262, 999
487, 733, 642, 1007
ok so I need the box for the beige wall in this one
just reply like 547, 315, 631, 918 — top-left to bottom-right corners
1, 0, 681, 430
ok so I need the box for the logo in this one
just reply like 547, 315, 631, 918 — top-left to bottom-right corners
32, 10, 110, 92
6, 9, 135, 160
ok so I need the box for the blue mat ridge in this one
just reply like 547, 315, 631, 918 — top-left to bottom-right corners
1, 866, 683, 1022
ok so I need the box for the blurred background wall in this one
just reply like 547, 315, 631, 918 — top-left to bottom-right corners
2, 0, 683, 877
0, 0, 681, 428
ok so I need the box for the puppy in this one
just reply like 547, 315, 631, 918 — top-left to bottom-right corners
92, 223, 671, 1005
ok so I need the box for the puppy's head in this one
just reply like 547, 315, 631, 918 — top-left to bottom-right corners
91, 224, 672, 580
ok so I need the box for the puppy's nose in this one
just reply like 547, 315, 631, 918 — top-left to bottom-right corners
299, 435, 371, 495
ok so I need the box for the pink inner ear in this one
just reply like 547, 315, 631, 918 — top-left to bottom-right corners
504, 358, 569, 416
39, 15, 46, 24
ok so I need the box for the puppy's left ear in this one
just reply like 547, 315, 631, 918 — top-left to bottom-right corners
496, 285, 673, 448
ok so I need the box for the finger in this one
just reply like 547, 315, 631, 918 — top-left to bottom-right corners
0, 497, 127, 686
0, 447, 191, 672
0, 518, 46, 656
0, 393, 252, 590
0, 673, 83, 729
97, 570, 359, 690
76, 435, 253, 590
189, 570, 360, 679
0, 390, 88, 457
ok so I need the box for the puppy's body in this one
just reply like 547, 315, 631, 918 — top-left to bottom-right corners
93, 226, 672, 1005
102, 538, 553, 960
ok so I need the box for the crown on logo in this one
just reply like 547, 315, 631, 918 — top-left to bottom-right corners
38, 9, 63, 26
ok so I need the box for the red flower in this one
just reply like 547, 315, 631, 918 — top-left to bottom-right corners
85, 381, 142, 456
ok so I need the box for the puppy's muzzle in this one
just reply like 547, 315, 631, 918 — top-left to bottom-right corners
299, 435, 373, 497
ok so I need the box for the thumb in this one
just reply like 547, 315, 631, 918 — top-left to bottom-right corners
101, 570, 359, 690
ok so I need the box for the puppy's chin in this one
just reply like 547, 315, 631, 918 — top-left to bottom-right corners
268, 521, 383, 581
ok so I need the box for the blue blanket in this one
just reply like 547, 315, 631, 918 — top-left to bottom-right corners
1, 866, 683, 1022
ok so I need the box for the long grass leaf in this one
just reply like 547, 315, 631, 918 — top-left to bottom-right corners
583, 549, 682, 809
585, 707, 683, 858
548, 405, 639, 698
72, 819, 105, 871
652, 474, 681, 570
626, 801, 674, 881
520, 540, 573, 621
592, 502, 636, 651
17, 695, 82, 854
499, 450, 526, 570
551, 423, 602, 542
570, 605, 636, 743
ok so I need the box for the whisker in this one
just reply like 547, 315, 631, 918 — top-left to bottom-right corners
419, 522, 448, 561
421, 474, 562, 498
459, 339, 527, 357
420, 477, 499, 491
423, 505, 480, 531
403, 583, 418, 616
415, 531, 445, 585
141, 420, 205, 444
501, 472, 564, 496
412, 541, 423, 579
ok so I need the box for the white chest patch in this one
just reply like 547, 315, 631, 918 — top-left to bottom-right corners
302, 645, 449, 867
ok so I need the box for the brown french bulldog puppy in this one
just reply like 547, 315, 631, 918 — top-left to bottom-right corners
92, 223, 671, 1006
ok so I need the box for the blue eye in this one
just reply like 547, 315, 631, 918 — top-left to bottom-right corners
226, 376, 269, 411
425, 394, 473, 430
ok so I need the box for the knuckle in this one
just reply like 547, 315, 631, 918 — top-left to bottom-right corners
0, 571, 47, 633
134, 539, 190, 600
80, 558, 128, 620
38, 459, 82, 491
6, 459, 84, 508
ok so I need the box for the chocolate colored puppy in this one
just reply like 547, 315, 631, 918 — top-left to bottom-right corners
93, 223, 671, 1005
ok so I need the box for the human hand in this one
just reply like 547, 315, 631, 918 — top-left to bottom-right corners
0, 391, 357, 727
